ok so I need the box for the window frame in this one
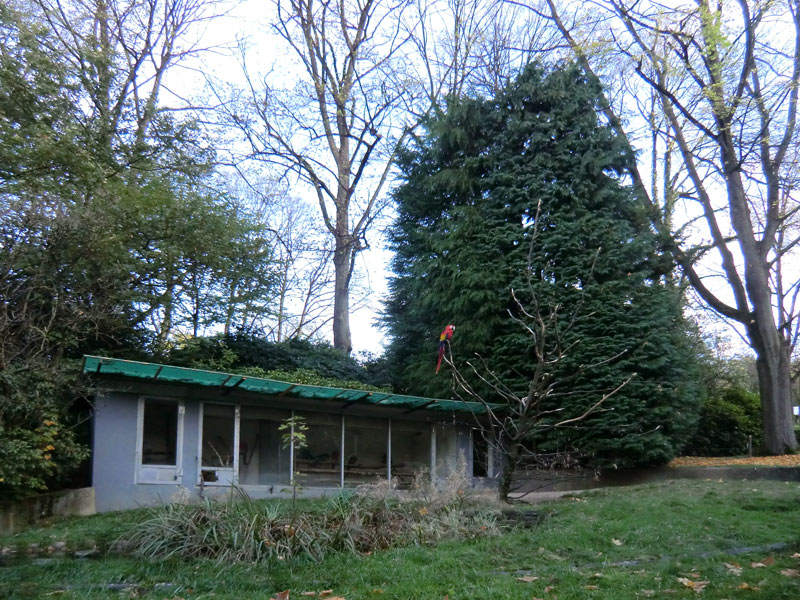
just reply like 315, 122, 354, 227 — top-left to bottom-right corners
197, 402, 240, 487
135, 396, 185, 485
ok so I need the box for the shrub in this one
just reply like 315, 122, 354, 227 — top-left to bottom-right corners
124, 482, 500, 564
0, 361, 90, 498
682, 387, 762, 456
167, 335, 391, 389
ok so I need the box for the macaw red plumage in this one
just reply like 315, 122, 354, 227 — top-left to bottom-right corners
435, 324, 455, 374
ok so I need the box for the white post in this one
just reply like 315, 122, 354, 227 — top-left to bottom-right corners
387, 419, 392, 481
232, 405, 241, 485
340, 415, 346, 488
289, 410, 295, 483
430, 424, 437, 482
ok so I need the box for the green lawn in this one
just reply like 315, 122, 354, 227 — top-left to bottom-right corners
1, 479, 799, 599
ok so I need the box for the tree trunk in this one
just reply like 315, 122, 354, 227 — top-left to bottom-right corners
725, 163, 798, 454
748, 324, 798, 454
332, 234, 352, 354
158, 283, 174, 346
498, 444, 520, 503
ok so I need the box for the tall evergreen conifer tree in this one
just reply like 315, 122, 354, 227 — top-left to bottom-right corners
385, 64, 700, 467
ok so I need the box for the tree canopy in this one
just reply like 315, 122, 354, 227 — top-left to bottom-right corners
385, 63, 701, 468
541, 0, 800, 454
0, 2, 275, 497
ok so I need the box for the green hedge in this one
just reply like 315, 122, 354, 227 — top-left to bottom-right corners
682, 387, 762, 456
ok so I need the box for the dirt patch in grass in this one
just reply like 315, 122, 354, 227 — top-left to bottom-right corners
670, 455, 800, 468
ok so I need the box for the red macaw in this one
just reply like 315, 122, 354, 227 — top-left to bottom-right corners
435, 324, 456, 374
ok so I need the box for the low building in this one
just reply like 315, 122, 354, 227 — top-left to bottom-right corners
84, 356, 497, 512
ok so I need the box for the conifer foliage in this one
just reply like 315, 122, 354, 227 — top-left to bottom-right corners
385, 64, 700, 468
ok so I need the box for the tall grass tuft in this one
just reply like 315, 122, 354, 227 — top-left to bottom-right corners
124, 478, 501, 564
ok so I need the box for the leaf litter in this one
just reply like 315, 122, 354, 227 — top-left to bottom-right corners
669, 455, 800, 467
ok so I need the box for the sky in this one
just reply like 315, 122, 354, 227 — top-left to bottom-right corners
163, 0, 396, 356
161, 0, 793, 360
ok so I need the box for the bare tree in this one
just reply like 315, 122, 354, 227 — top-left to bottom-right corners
447, 286, 631, 501
226, 0, 417, 353
440, 212, 632, 501
408, 0, 562, 107
258, 199, 337, 342
532, 0, 800, 454
30, 0, 223, 164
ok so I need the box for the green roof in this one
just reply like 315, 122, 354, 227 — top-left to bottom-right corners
82, 355, 491, 415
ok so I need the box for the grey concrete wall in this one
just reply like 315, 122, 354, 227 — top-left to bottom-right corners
93, 391, 187, 512
0, 488, 95, 534
93, 390, 136, 512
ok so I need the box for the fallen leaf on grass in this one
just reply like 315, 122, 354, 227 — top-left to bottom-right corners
677, 577, 709, 592
611, 538, 623, 546
791, 553, 800, 559
751, 556, 775, 568
584, 585, 599, 590
780, 568, 800, 577
737, 582, 760, 591
271, 592, 290, 600
724, 562, 742, 576
318, 592, 333, 598
544, 585, 555, 592
516, 576, 539, 583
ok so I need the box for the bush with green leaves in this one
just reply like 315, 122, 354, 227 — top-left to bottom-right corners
0, 361, 90, 498
682, 387, 762, 456
168, 335, 391, 390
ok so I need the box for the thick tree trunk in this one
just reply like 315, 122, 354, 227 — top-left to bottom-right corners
724, 165, 799, 454
748, 324, 798, 454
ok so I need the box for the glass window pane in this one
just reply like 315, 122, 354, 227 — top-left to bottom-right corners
239, 407, 291, 485
391, 421, 430, 488
472, 429, 488, 477
435, 424, 460, 479
142, 400, 178, 465
202, 404, 235, 468
344, 417, 388, 486
295, 412, 341, 487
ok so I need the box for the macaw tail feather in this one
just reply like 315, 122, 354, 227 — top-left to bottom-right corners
435, 347, 444, 374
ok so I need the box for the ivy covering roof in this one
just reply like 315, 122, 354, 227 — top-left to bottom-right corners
82, 355, 490, 415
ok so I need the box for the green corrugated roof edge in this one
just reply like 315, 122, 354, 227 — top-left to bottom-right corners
82, 355, 495, 415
